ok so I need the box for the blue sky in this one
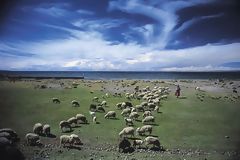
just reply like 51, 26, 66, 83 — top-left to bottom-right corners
0, 0, 240, 71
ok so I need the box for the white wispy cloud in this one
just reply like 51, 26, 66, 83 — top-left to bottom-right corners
108, 0, 217, 49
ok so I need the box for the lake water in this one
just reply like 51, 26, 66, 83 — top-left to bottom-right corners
1, 71, 240, 80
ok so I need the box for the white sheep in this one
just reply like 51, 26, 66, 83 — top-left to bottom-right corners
142, 116, 155, 124
101, 100, 107, 106
116, 103, 122, 109
59, 120, 72, 132
25, 133, 40, 146
76, 114, 88, 124
52, 97, 60, 104
67, 117, 78, 127
144, 136, 160, 148
131, 107, 137, 113
104, 111, 116, 119
119, 127, 135, 138
143, 111, 152, 118
154, 105, 160, 112
124, 118, 133, 126
135, 105, 144, 112
33, 123, 43, 135
129, 112, 139, 120
121, 108, 131, 116
43, 124, 51, 135
136, 125, 152, 135
93, 116, 97, 124
71, 100, 80, 107
89, 111, 96, 117
133, 139, 144, 148
70, 134, 81, 145
92, 97, 99, 102
59, 135, 73, 147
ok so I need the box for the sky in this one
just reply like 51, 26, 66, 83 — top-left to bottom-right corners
0, 0, 240, 71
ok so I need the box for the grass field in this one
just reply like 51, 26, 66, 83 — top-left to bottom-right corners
0, 79, 240, 160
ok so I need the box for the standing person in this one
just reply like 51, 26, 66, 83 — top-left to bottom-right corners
175, 85, 181, 98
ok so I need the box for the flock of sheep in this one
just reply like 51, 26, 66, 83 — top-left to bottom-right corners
1, 83, 170, 154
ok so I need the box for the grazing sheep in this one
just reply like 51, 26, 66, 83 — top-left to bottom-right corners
59, 135, 73, 147
104, 111, 116, 119
101, 100, 107, 106
25, 133, 40, 146
133, 139, 144, 148
0, 128, 18, 142
129, 112, 140, 120
125, 102, 133, 108
89, 111, 96, 117
154, 105, 160, 112
89, 104, 97, 111
195, 87, 201, 90
148, 103, 156, 110
52, 98, 60, 104
131, 107, 137, 113
121, 108, 131, 116
141, 102, 148, 107
67, 117, 78, 127
144, 136, 160, 148
124, 118, 133, 126
59, 120, 72, 132
33, 123, 43, 135
71, 100, 80, 107
43, 124, 51, 135
142, 116, 155, 124
93, 116, 97, 124
105, 93, 109, 98
143, 111, 152, 118
70, 134, 81, 145
92, 97, 99, 102
76, 114, 88, 124
116, 103, 122, 109
135, 105, 145, 112
97, 106, 105, 112
119, 127, 135, 138
136, 125, 152, 135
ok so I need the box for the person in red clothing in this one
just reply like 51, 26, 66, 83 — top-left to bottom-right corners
175, 85, 181, 98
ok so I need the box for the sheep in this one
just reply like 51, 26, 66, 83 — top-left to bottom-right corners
131, 107, 137, 113
105, 93, 109, 98
124, 118, 133, 126
133, 139, 144, 148
71, 100, 80, 107
76, 114, 88, 124
43, 124, 51, 135
52, 97, 60, 104
0, 137, 11, 147
59, 120, 72, 132
121, 108, 131, 116
160, 95, 167, 100
33, 123, 43, 135
89, 104, 97, 111
125, 102, 133, 108
135, 105, 144, 112
0, 128, 18, 142
121, 102, 127, 109
89, 111, 96, 117
92, 97, 99, 102
25, 133, 40, 146
136, 125, 152, 135
142, 116, 155, 124
119, 127, 135, 138
97, 106, 105, 112
143, 111, 152, 118
154, 105, 160, 112
59, 135, 73, 147
129, 112, 140, 120
101, 100, 107, 106
104, 111, 116, 119
140, 102, 148, 107
70, 134, 82, 145
93, 116, 97, 124
67, 117, 78, 127
148, 103, 156, 110
195, 87, 201, 90
144, 136, 160, 148
116, 103, 122, 109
